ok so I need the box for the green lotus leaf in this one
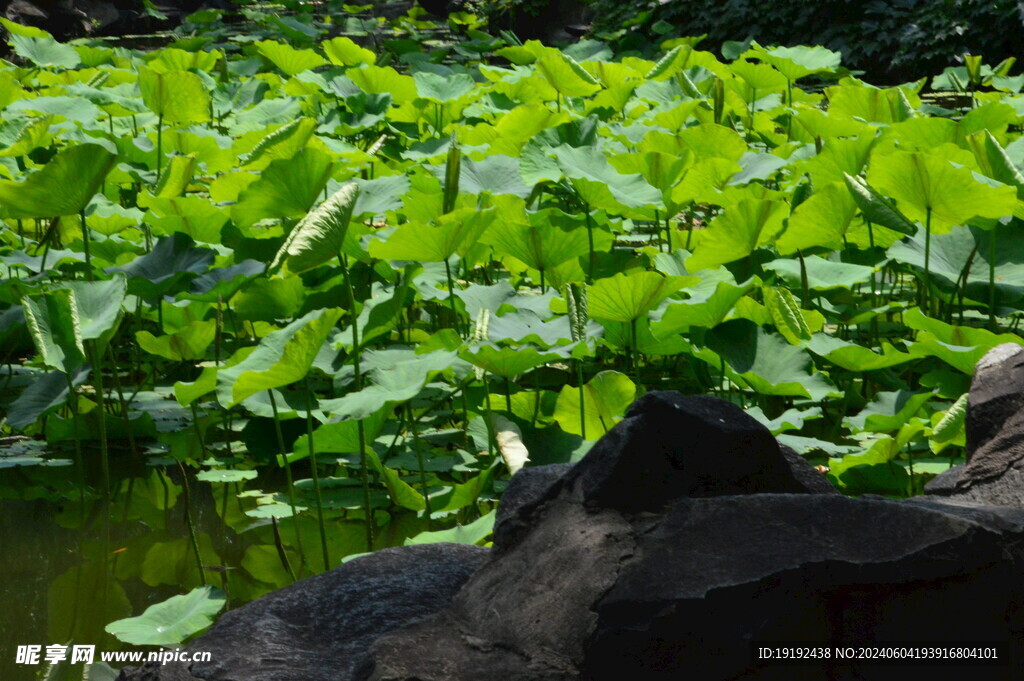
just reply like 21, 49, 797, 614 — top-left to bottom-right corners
138, 68, 211, 125
112, 233, 214, 300
6, 366, 90, 430
272, 181, 360, 275
322, 36, 376, 66
231, 148, 335, 228
867, 150, 1018, 233
687, 197, 787, 271
255, 40, 327, 75
369, 208, 493, 262
764, 256, 875, 291
319, 349, 458, 420
554, 370, 636, 438
217, 307, 343, 407
0, 143, 116, 219
106, 586, 225, 646
22, 289, 85, 373
749, 42, 841, 82
587, 271, 690, 323
535, 53, 601, 98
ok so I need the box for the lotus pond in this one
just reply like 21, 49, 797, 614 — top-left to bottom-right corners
2, 2, 1024, 678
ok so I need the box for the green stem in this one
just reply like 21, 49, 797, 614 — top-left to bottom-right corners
444, 258, 461, 336
577, 359, 587, 440
584, 206, 595, 282
177, 461, 207, 586
305, 378, 331, 572
80, 210, 93, 281
923, 207, 932, 312
989, 226, 998, 330
156, 113, 163, 185
409, 405, 433, 530
271, 517, 297, 583
339, 252, 373, 551
268, 389, 306, 570
88, 342, 110, 499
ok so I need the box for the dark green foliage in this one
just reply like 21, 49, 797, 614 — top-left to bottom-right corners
585, 0, 1024, 81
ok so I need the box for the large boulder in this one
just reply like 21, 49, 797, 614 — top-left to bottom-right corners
926, 342, 1024, 505
366, 393, 1024, 680
116, 543, 488, 681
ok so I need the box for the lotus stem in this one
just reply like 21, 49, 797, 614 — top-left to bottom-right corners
268, 389, 307, 570
304, 377, 331, 572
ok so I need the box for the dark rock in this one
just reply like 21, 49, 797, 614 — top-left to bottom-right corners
365, 393, 1024, 680
562, 391, 813, 512
965, 343, 1024, 460
925, 343, 1024, 505
493, 462, 573, 550
117, 543, 488, 681
779, 442, 838, 494
584, 494, 1024, 680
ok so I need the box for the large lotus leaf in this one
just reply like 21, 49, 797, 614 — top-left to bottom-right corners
7, 30, 79, 68
322, 36, 375, 66
232, 276, 305, 322
0, 114, 55, 157
61, 276, 127, 343
287, 407, 389, 465
535, 53, 600, 98
903, 307, 1024, 373
111, 233, 214, 300
452, 155, 531, 198
687, 197, 787, 271
842, 173, 917, 237
867, 150, 1018, 233
764, 256, 875, 291
674, 124, 748, 162
368, 208, 493, 262
825, 84, 913, 124
845, 390, 932, 433
700, 319, 836, 399
414, 71, 476, 102
138, 69, 211, 125
553, 370, 636, 438
230, 149, 335, 228
255, 40, 326, 75
969, 131, 1024, 198
6, 366, 91, 430
776, 183, 859, 254
461, 344, 563, 379
106, 586, 225, 646
650, 275, 756, 338
555, 145, 662, 218
22, 288, 85, 373
0, 143, 116, 219
887, 228, 980, 294
240, 118, 318, 170
404, 511, 495, 546
351, 174, 409, 219
319, 349, 458, 420
272, 182, 359, 275
587, 271, 690, 323
749, 43, 841, 82
347, 65, 418, 104
179, 260, 264, 303
487, 309, 578, 348
142, 195, 228, 244
730, 59, 788, 98
482, 217, 592, 273
137, 320, 216, 362
807, 335, 915, 371
216, 307, 343, 407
